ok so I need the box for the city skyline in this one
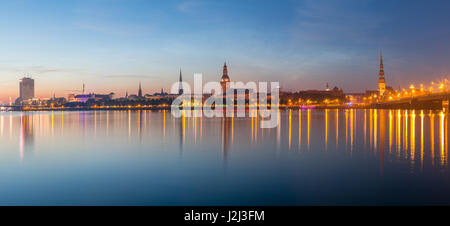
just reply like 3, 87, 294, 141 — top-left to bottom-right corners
1, 0, 450, 103
1, 0, 450, 212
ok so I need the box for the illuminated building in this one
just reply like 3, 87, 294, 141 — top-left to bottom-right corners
71, 93, 114, 103
68, 93, 76, 102
143, 88, 177, 100
281, 86, 345, 106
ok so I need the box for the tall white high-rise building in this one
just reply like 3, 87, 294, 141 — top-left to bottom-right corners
19, 77, 35, 101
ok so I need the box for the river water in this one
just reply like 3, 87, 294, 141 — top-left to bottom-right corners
0, 109, 449, 205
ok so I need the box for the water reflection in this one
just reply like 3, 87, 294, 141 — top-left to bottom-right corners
420, 110, 424, 170
336, 109, 339, 148
430, 112, 435, 166
397, 110, 401, 157
325, 109, 328, 150
20, 113, 34, 160
307, 109, 310, 150
350, 109, 354, 153
374, 109, 377, 150
298, 110, 301, 149
389, 110, 393, 154
439, 112, 447, 166
1, 109, 450, 174
289, 110, 292, 150
180, 110, 185, 155
2, 109, 450, 205
411, 110, 415, 166
379, 110, 385, 175
221, 117, 232, 160
285, 109, 448, 172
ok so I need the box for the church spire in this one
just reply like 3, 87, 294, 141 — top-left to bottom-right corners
379, 51, 384, 77
178, 69, 184, 95
138, 81, 142, 97
223, 62, 228, 77
220, 62, 230, 94
378, 51, 386, 96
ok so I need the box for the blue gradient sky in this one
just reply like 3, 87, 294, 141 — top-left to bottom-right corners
1, 0, 450, 102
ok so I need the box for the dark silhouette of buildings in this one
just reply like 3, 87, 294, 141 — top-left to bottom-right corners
138, 82, 143, 98
179, 69, 184, 95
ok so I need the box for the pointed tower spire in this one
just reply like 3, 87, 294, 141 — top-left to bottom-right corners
138, 81, 142, 97
378, 51, 386, 96
220, 62, 230, 94
178, 69, 184, 95
223, 62, 228, 77
379, 51, 384, 77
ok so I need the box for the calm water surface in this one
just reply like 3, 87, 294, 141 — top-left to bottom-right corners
0, 109, 449, 205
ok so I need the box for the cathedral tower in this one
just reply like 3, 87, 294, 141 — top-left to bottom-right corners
378, 52, 386, 96
138, 82, 143, 97
220, 62, 230, 94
